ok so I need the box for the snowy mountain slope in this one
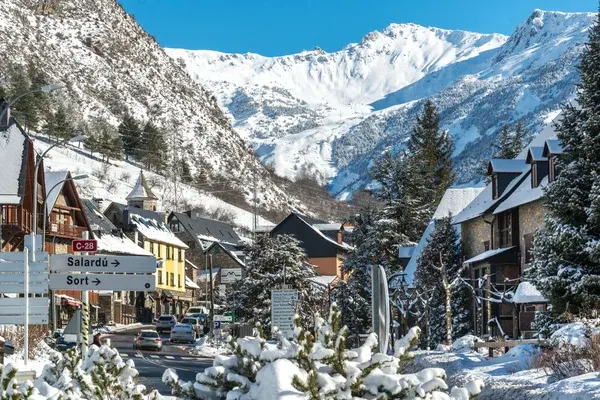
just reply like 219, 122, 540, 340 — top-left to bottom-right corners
169, 10, 593, 195
0, 0, 299, 214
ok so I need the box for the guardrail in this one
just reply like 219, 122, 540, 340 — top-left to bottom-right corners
473, 338, 550, 357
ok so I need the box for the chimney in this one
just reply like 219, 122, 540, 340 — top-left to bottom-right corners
92, 197, 104, 210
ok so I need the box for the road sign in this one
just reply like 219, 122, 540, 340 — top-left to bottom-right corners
49, 273, 156, 291
0, 298, 49, 325
72, 239, 98, 253
50, 254, 156, 273
372, 265, 390, 354
220, 268, 242, 284
213, 315, 233, 322
0, 251, 48, 294
214, 321, 221, 330
271, 289, 298, 338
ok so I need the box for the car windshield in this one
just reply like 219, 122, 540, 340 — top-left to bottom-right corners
159, 316, 173, 321
187, 308, 203, 314
140, 331, 158, 338
182, 318, 197, 324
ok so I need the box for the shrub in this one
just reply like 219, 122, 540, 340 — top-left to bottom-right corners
537, 335, 600, 379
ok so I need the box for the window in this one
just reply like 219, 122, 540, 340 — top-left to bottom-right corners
524, 233, 534, 264
158, 271, 163, 285
170, 273, 175, 287
492, 174, 499, 199
178, 275, 181, 288
498, 212, 512, 247
549, 157, 557, 183
157, 244, 162, 258
149, 242, 155, 253
166, 246, 172, 260
483, 240, 490, 252
170, 222, 180, 232
178, 249, 183, 261
531, 163, 538, 188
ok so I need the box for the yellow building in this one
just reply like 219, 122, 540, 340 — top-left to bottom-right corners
104, 171, 189, 318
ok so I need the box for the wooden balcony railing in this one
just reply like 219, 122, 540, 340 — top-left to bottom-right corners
46, 222, 87, 239
1, 205, 33, 234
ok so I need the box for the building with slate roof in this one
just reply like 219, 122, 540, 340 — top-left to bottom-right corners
455, 129, 564, 339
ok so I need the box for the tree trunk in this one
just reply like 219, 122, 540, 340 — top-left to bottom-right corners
444, 283, 452, 345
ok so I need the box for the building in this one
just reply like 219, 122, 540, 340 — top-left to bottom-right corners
454, 137, 562, 339
0, 102, 46, 252
104, 171, 189, 318
262, 212, 353, 279
81, 198, 154, 325
167, 211, 244, 304
44, 170, 96, 326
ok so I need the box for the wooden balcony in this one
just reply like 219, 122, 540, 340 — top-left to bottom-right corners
1, 205, 34, 234
46, 222, 87, 239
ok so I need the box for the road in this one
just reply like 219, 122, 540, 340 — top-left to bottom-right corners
104, 326, 213, 395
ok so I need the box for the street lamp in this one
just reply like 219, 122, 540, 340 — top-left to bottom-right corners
31, 135, 87, 258
0, 83, 66, 124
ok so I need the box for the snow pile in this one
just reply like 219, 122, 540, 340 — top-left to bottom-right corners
512, 282, 547, 304
451, 335, 484, 354
549, 320, 600, 348
164, 304, 484, 399
189, 337, 231, 358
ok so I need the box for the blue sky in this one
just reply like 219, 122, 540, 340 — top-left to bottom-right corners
119, 0, 597, 56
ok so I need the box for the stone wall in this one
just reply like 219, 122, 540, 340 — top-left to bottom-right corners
461, 217, 490, 260
518, 200, 545, 270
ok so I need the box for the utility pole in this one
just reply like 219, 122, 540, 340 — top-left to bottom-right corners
208, 254, 215, 340
252, 165, 258, 236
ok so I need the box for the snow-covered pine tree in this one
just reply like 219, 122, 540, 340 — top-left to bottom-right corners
512, 121, 525, 157
407, 100, 455, 203
228, 234, 325, 337
334, 210, 378, 336
527, 12, 600, 315
414, 215, 471, 347
120, 114, 142, 161
495, 125, 518, 159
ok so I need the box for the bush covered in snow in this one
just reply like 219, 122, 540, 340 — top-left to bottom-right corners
164, 303, 484, 399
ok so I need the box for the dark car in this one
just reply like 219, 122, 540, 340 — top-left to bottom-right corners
56, 336, 77, 352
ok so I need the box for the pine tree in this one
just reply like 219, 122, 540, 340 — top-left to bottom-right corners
120, 114, 142, 161
228, 234, 324, 337
527, 12, 600, 315
44, 103, 74, 142
512, 121, 525, 157
141, 121, 166, 171
89, 118, 122, 163
414, 215, 471, 347
407, 100, 455, 203
495, 125, 517, 159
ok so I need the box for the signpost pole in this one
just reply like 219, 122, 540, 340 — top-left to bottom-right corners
23, 247, 29, 366
81, 231, 89, 357
208, 254, 215, 340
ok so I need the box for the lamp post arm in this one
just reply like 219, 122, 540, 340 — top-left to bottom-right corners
0, 89, 43, 124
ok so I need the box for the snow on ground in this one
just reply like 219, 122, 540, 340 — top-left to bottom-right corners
96, 322, 148, 334
407, 340, 600, 399
189, 336, 232, 357
34, 135, 273, 230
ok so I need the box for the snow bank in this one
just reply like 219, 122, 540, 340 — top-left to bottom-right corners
248, 359, 307, 400
550, 321, 600, 348
190, 337, 231, 357
451, 335, 483, 353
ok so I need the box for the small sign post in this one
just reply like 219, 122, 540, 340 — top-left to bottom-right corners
72, 239, 98, 253
271, 289, 298, 339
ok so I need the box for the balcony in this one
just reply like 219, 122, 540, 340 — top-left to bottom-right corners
1, 205, 34, 234
46, 222, 87, 239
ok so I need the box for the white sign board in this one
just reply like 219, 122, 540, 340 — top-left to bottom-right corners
50, 254, 156, 273
271, 289, 298, 338
218, 284, 226, 296
0, 298, 49, 325
50, 273, 156, 291
0, 251, 48, 294
372, 265, 390, 354
213, 315, 233, 322
220, 268, 242, 284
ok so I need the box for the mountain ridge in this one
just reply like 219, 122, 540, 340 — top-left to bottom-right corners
168, 9, 593, 196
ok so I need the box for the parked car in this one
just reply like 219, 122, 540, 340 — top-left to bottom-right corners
156, 315, 177, 332
133, 330, 162, 351
185, 306, 208, 318
169, 323, 195, 343
56, 336, 77, 352
180, 317, 202, 338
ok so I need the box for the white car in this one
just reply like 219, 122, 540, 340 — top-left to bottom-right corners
156, 315, 177, 333
170, 323, 195, 343
185, 306, 208, 318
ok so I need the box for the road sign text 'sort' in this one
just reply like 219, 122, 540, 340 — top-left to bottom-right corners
50, 254, 156, 273
72, 239, 97, 253
49, 273, 156, 291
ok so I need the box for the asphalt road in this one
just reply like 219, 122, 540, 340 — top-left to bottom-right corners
105, 326, 213, 395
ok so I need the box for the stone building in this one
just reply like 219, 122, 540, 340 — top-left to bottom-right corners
454, 138, 563, 339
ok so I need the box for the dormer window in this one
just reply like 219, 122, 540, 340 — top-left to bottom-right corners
492, 174, 499, 199
488, 159, 527, 200
531, 163, 537, 188
526, 147, 548, 188
543, 140, 564, 184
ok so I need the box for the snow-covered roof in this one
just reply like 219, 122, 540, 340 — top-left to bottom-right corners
432, 187, 485, 220
526, 147, 545, 163
464, 246, 516, 264
254, 225, 275, 233
126, 171, 157, 200
171, 212, 241, 247
403, 187, 482, 287
513, 282, 547, 303
0, 124, 28, 205
304, 218, 354, 251
488, 159, 528, 174
44, 170, 69, 214
185, 276, 200, 289
494, 174, 547, 214
543, 139, 564, 156
313, 223, 341, 231
453, 172, 528, 224
130, 213, 188, 248
399, 246, 415, 259
308, 275, 338, 287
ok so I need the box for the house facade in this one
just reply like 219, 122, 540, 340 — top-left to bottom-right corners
265, 212, 352, 279
104, 171, 189, 319
455, 139, 561, 339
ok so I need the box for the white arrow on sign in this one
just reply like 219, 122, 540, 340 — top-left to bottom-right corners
49, 273, 156, 291
50, 254, 156, 273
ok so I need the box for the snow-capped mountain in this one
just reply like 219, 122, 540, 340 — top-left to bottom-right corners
168, 10, 593, 198
0, 0, 299, 216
